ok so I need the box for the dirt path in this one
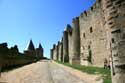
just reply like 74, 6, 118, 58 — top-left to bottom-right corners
0, 60, 86, 83
53, 61, 103, 83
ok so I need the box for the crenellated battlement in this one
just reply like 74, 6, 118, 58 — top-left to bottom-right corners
63, 24, 72, 36
65, 24, 72, 31
58, 41, 61, 45
72, 17, 79, 24
53, 44, 56, 49
80, 0, 102, 19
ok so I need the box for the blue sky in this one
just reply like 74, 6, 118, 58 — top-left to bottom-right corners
0, 0, 96, 58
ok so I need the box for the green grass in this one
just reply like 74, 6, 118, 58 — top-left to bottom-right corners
55, 60, 111, 83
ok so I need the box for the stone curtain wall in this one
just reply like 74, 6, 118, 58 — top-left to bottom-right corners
79, 0, 110, 67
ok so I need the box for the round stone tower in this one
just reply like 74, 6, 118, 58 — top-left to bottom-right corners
102, 0, 125, 83
63, 30, 69, 62
72, 17, 80, 65
50, 48, 53, 60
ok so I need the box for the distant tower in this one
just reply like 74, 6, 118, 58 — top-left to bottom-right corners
36, 43, 44, 58
28, 40, 35, 51
39, 43, 44, 57
53, 44, 57, 60
58, 40, 63, 62
24, 39, 36, 56
50, 48, 53, 60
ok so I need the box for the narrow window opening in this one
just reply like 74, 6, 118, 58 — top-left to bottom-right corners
88, 45, 90, 49
90, 27, 93, 33
112, 38, 115, 43
83, 33, 86, 38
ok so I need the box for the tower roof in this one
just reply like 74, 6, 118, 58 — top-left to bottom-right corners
27, 39, 35, 51
39, 43, 43, 49
64, 24, 72, 31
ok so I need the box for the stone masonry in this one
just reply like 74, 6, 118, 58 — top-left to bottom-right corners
67, 24, 73, 64
72, 17, 80, 65
102, 0, 125, 83
52, 44, 57, 60
79, 0, 110, 67
63, 28, 69, 62
58, 41, 63, 62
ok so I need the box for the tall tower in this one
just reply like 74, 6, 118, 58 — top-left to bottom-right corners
28, 40, 35, 51
58, 40, 63, 62
72, 17, 80, 65
50, 48, 53, 60
53, 44, 57, 60
102, 0, 125, 83
36, 43, 44, 58
24, 39, 36, 56
39, 43, 44, 57
66, 24, 73, 64
63, 28, 69, 62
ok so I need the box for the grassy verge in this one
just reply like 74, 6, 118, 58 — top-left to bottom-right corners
55, 60, 111, 83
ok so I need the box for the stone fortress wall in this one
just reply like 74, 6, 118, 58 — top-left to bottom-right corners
50, 0, 125, 82
51, 0, 110, 67
79, 0, 110, 67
